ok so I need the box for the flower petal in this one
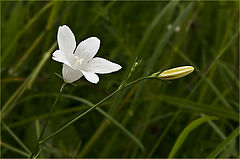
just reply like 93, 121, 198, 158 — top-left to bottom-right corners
87, 57, 122, 74
57, 25, 76, 63
52, 50, 71, 67
81, 71, 99, 84
74, 37, 100, 62
62, 64, 83, 83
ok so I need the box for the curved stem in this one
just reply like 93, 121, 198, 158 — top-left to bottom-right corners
30, 83, 65, 158
39, 76, 155, 144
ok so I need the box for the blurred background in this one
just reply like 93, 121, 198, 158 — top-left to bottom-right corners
1, 1, 239, 158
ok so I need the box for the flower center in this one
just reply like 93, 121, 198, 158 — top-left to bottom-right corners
73, 56, 84, 69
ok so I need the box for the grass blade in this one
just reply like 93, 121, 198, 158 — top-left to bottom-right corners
168, 116, 218, 158
35, 120, 40, 139
207, 127, 239, 158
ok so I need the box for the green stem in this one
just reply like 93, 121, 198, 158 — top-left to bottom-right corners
30, 83, 65, 158
39, 76, 154, 144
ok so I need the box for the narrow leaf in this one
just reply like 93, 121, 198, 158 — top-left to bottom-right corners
168, 116, 218, 158
207, 127, 239, 158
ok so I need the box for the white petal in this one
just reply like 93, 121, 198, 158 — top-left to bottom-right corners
74, 37, 100, 62
57, 25, 76, 63
62, 64, 83, 83
52, 50, 71, 67
87, 57, 122, 74
81, 71, 99, 84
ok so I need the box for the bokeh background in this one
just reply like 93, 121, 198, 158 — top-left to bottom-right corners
1, 1, 239, 158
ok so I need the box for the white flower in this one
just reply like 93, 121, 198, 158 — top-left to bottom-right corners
52, 25, 122, 84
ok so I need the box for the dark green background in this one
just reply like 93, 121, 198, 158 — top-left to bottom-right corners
1, 1, 239, 158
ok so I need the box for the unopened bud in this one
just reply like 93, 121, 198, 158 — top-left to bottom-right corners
158, 66, 194, 80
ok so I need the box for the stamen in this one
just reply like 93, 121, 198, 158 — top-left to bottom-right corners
78, 58, 84, 64
73, 56, 84, 69
74, 56, 79, 60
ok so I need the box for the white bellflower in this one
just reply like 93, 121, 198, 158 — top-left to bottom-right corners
52, 25, 121, 84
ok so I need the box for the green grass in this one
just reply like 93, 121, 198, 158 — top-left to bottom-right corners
1, 1, 239, 158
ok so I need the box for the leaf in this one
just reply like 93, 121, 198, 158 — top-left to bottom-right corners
207, 127, 239, 158
168, 116, 218, 158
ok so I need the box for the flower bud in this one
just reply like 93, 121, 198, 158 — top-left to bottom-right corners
158, 66, 194, 80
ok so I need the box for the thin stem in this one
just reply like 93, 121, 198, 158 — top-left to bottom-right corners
39, 76, 154, 144
30, 83, 65, 158
60, 82, 66, 92
35, 120, 40, 139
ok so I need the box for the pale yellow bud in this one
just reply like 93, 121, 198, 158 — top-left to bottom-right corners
158, 66, 194, 80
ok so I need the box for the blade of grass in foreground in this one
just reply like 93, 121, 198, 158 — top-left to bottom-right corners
207, 126, 239, 158
168, 116, 218, 158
